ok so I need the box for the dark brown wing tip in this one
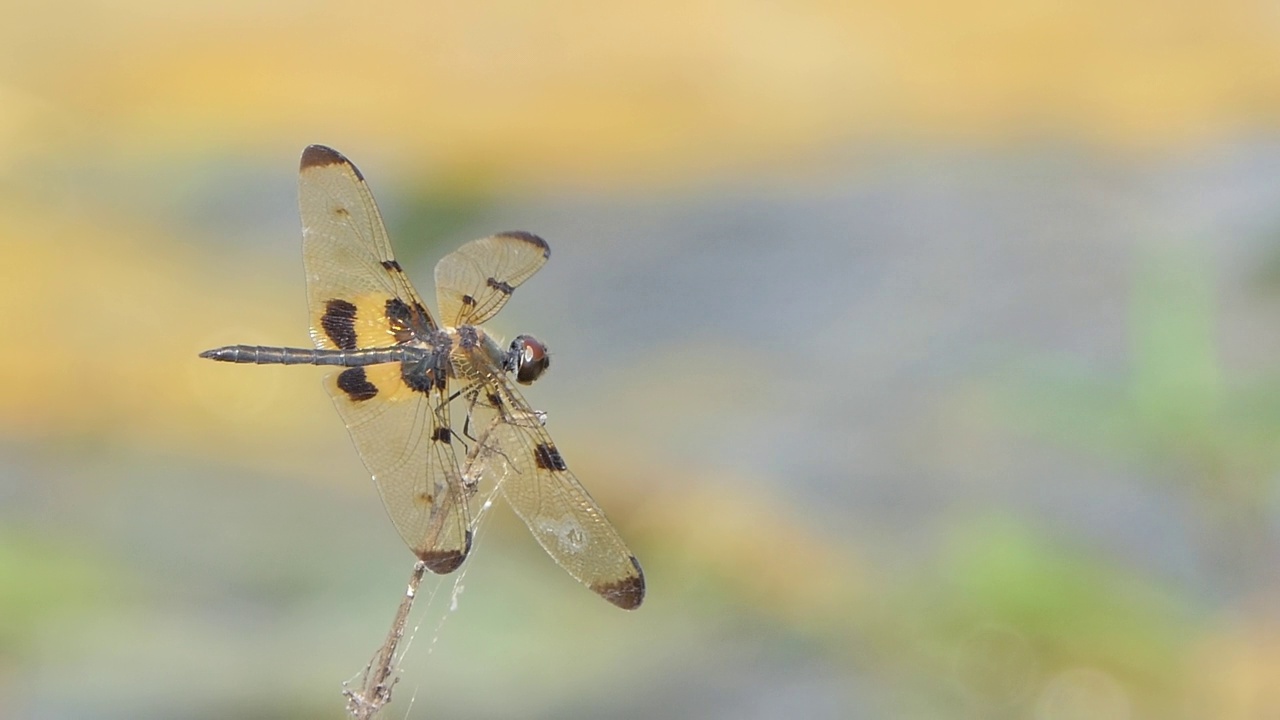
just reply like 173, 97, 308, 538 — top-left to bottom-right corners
417, 548, 467, 574
416, 531, 472, 574
497, 231, 550, 259
300, 144, 362, 179
592, 557, 646, 610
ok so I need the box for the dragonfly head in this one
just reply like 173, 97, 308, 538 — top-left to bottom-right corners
507, 335, 550, 385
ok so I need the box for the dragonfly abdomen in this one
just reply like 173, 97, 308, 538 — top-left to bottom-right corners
199, 344, 429, 366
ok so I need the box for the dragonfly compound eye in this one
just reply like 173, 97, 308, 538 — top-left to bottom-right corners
510, 335, 550, 385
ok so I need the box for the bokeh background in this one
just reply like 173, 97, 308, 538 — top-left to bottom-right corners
3, 1, 1280, 718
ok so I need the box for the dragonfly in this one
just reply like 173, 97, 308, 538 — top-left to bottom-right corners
201, 145, 644, 610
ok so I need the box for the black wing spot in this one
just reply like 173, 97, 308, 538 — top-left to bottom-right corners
486, 277, 514, 296
486, 391, 503, 409
381, 259, 402, 272
321, 299, 359, 350
461, 294, 476, 307
402, 341, 449, 393
385, 297, 416, 341
386, 297, 411, 321
401, 361, 439, 394
534, 443, 567, 472
336, 367, 378, 402
496, 231, 550, 259
431, 426, 452, 444
415, 302, 432, 325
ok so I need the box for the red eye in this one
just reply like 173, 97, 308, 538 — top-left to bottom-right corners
510, 335, 550, 385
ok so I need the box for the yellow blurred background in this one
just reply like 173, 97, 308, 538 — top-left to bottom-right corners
3, 1, 1280, 718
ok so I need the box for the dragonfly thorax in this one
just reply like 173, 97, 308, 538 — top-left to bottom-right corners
448, 326, 549, 386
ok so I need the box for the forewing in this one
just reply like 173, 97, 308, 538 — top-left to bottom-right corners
325, 362, 471, 573
299, 145, 435, 351
455, 348, 644, 609
297, 146, 465, 570
434, 231, 550, 328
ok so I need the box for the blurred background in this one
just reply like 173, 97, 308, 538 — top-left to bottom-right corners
2, 1, 1279, 718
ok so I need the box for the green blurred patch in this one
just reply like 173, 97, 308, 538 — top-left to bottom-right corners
999, 241, 1280, 531
1246, 224, 1280, 294
967, 240, 1280, 715
386, 173, 496, 269
944, 516, 1192, 679
0, 525, 127, 656
896, 514, 1196, 715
